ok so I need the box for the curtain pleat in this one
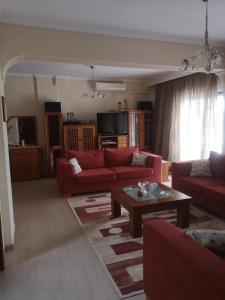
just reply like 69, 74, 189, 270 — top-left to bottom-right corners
153, 73, 218, 161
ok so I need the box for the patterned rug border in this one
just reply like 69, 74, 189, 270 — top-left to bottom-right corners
66, 192, 225, 299
67, 193, 143, 299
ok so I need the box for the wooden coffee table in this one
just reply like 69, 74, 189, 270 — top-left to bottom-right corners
111, 184, 191, 238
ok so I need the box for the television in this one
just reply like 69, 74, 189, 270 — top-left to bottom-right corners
97, 112, 128, 134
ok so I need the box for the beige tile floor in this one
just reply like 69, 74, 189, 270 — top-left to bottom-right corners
0, 179, 145, 300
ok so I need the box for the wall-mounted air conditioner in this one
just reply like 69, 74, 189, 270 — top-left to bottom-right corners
95, 82, 126, 91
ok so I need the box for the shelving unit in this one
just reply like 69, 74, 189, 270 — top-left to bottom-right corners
63, 124, 97, 152
98, 134, 128, 149
128, 110, 152, 150
44, 112, 63, 177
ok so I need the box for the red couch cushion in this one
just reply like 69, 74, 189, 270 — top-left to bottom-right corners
175, 176, 225, 194
104, 147, 138, 168
209, 151, 225, 179
67, 150, 105, 169
74, 168, 116, 184
203, 185, 225, 201
111, 166, 153, 180
144, 219, 225, 300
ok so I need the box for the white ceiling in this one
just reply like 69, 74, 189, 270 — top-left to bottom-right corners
1, 0, 225, 45
8, 61, 168, 81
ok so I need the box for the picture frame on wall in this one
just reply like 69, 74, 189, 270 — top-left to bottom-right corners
1, 96, 7, 122
67, 112, 75, 122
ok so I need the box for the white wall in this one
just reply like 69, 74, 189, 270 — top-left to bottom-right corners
4, 74, 154, 173
5, 75, 154, 117
0, 75, 15, 248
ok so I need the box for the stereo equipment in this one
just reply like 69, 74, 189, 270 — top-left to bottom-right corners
44, 101, 61, 112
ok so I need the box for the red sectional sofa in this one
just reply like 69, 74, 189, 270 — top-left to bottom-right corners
57, 147, 162, 196
172, 151, 225, 218
143, 219, 225, 300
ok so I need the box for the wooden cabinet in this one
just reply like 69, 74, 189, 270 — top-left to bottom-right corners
44, 112, 63, 176
63, 124, 97, 152
9, 146, 41, 182
98, 134, 128, 149
141, 110, 152, 150
128, 110, 152, 150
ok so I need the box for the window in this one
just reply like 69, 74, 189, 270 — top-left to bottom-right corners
179, 92, 224, 161
212, 92, 224, 153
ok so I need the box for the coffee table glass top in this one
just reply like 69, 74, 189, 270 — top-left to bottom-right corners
123, 183, 171, 201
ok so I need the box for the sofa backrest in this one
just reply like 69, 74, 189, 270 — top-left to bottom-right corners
67, 150, 105, 169
104, 147, 138, 167
209, 151, 225, 179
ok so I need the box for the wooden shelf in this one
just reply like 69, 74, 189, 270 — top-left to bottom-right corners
98, 134, 128, 149
128, 110, 152, 150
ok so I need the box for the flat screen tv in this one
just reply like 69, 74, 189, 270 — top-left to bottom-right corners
97, 112, 128, 134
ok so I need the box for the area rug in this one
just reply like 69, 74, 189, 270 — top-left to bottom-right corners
67, 192, 225, 299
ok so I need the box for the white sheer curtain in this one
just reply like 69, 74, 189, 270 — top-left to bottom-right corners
168, 73, 222, 161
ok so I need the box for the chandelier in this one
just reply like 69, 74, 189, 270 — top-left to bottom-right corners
81, 65, 107, 99
182, 0, 224, 73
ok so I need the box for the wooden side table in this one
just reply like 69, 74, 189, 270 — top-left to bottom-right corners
9, 146, 41, 181
162, 160, 171, 182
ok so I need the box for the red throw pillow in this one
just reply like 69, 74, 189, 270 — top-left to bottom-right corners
209, 151, 225, 179
67, 150, 105, 169
104, 147, 138, 167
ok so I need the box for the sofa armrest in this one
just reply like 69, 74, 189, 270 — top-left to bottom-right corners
142, 153, 162, 183
171, 161, 192, 190
143, 219, 225, 300
56, 158, 74, 196
171, 161, 192, 177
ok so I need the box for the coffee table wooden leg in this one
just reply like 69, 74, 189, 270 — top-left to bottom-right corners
130, 210, 142, 238
111, 194, 121, 218
177, 201, 190, 228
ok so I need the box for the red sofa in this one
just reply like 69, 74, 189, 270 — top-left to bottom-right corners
57, 147, 162, 196
172, 151, 225, 218
143, 219, 225, 300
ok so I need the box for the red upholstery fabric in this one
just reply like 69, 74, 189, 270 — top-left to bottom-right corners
173, 176, 225, 194
110, 166, 153, 180
56, 158, 74, 196
56, 149, 162, 196
67, 150, 105, 169
104, 147, 138, 167
64, 176, 154, 195
172, 158, 225, 218
171, 161, 192, 177
74, 168, 116, 184
199, 186, 225, 218
145, 153, 162, 182
209, 151, 225, 179
203, 185, 225, 200
144, 219, 225, 300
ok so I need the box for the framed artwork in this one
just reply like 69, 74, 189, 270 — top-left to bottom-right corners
1, 96, 7, 122
67, 112, 75, 121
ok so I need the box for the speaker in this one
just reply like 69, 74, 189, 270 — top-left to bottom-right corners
44, 101, 61, 112
137, 101, 152, 110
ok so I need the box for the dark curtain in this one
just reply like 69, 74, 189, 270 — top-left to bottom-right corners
153, 73, 218, 160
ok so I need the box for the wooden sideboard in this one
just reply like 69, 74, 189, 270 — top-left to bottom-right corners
9, 146, 41, 182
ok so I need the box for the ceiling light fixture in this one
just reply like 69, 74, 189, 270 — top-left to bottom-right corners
81, 65, 107, 100
182, 0, 224, 73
